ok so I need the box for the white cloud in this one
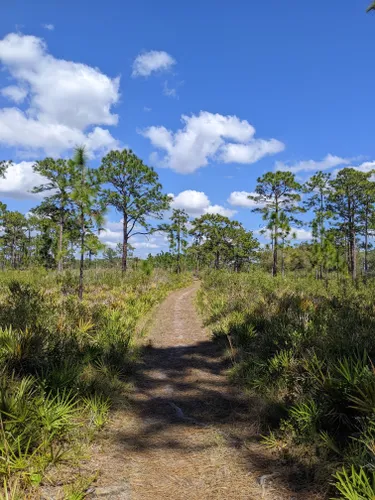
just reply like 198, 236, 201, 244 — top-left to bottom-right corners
163, 80, 177, 98
141, 111, 284, 174
171, 190, 209, 215
228, 191, 260, 208
257, 226, 312, 241
1, 85, 27, 103
293, 228, 312, 240
105, 220, 123, 232
0, 109, 119, 158
170, 189, 236, 218
329, 160, 375, 179
99, 222, 167, 255
0, 161, 47, 199
221, 140, 284, 164
132, 241, 159, 249
0, 33, 120, 156
143, 106, 152, 112
132, 50, 176, 77
43, 24, 54, 31
351, 160, 375, 173
275, 154, 351, 174
204, 204, 236, 217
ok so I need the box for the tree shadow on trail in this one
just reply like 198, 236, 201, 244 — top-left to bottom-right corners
109, 339, 322, 498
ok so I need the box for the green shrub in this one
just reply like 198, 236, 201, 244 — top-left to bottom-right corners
199, 269, 375, 496
0, 267, 191, 495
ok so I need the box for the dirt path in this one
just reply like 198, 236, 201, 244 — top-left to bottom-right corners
88, 283, 322, 499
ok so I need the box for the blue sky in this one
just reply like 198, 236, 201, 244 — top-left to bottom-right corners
0, 0, 374, 254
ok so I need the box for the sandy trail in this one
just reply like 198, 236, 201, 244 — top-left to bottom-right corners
88, 283, 321, 500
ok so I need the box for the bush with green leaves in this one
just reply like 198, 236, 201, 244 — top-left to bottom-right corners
199, 269, 375, 497
0, 267, 191, 495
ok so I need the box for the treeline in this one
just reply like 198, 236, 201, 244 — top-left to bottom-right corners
250, 169, 375, 282
154, 169, 375, 284
1, 149, 375, 290
1, 148, 170, 298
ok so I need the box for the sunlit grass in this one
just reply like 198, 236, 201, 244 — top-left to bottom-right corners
0, 267, 191, 496
199, 269, 375, 497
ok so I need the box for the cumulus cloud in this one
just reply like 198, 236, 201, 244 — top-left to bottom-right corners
221, 140, 284, 164
350, 160, 375, 173
98, 228, 122, 245
141, 111, 284, 174
99, 222, 167, 254
275, 154, 351, 174
329, 160, 375, 179
105, 220, 123, 232
1, 85, 27, 103
293, 228, 313, 240
0, 33, 120, 157
132, 50, 176, 77
228, 191, 261, 208
43, 24, 54, 31
170, 190, 236, 218
0, 161, 47, 199
204, 204, 236, 217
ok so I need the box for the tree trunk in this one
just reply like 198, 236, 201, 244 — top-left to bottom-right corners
195, 254, 200, 275
176, 229, 181, 274
78, 214, 85, 301
11, 235, 16, 269
122, 214, 128, 274
57, 218, 63, 273
272, 227, 278, 277
272, 199, 279, 277
351, 230, 357, 282
215, 250, 220, 270
364, 202, 369, 282
319, 190, 324, 280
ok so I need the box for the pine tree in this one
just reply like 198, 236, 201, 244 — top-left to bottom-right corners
70, 147, 105, 299
250, 171, 302, 276
159, 209, 189, 273
304, 172, 332, 279
1, 211, 28, 268
358, 173, 375, 280
190, 213, 258, 270
32, 158, 72, 272
328, 168, 369, 282
99, 149, 170, 273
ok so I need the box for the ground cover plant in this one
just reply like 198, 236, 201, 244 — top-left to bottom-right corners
0, 266, 190, 498
198, 270, 375, 499
2, 143, 375, 498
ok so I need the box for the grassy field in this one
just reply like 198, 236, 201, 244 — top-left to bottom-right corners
0, 266, 191, 498
198, 270, 375, 499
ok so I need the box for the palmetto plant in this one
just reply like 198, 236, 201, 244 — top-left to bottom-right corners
332, 467, 375, 500
199, 269, 375, 497
83, 394, 111, 429
0, 266, 190, 494
0, 327, 44, 374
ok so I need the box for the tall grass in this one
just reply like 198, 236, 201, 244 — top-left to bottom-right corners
0, 267, 191, 496
199, 270, 375, 498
